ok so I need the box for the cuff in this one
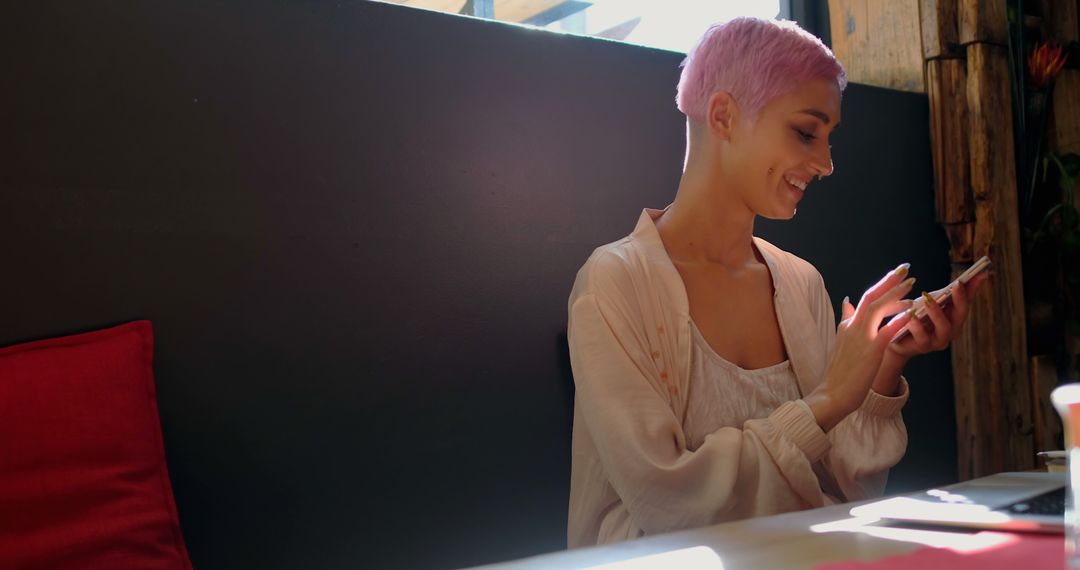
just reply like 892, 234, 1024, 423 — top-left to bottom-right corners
860, 376, 910, 416
770, 400, 831, 463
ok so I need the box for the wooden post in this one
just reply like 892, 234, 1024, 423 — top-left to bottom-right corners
920, 0, 960, 59
967, 41, 1034, 474
922, 0, 1035, 478
926, 58, 971, 229
958, 0, 1007, 45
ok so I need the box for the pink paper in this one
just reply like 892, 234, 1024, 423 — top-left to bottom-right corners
815, 533, 1064, 570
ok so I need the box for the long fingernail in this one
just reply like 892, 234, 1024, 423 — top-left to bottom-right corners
894, 263, 910, 276
921, 291, 934, 305
902, 277, 916, 288
842, 295, 850, 305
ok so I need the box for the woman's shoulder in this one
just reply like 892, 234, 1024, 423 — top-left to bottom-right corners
571, 235, 644, 300
753, 237, 822, 281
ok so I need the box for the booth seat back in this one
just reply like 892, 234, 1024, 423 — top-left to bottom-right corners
2, 2, 954, 568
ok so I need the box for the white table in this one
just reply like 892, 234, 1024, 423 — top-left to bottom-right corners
467, 477, 1049, 570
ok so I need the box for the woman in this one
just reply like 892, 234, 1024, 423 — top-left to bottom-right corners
566, 17, 987, 547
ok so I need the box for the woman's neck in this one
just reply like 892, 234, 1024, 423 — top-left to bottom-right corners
656, 159, 758, 268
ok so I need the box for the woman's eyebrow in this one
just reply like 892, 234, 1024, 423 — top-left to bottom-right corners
798, 109, 833, 125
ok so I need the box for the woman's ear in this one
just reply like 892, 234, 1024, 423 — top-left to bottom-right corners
705, 91, 738, 140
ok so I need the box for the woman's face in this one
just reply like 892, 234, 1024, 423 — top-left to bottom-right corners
724, 78, 841, 220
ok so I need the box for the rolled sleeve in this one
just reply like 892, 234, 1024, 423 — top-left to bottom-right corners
860, 377, 909, 417
770, 400, 831, 463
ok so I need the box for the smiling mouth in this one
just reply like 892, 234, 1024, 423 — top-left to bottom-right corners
783, 174, 808, 191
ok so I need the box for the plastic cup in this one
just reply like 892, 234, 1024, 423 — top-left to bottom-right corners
1051, 384, 1080, 568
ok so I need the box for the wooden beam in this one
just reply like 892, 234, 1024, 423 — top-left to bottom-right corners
919, 0, 960, 59
949, 265, 980, 477
965, 41, 1034, 476
943, 222, 975, 263
927, 58, 972, 226
828, 0, 925, 92
925, 0, 1071, 480
958, 0, 1007, 45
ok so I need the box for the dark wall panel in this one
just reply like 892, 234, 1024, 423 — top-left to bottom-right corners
1, 2, 953, 569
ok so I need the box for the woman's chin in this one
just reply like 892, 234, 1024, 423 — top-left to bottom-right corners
759, 207, 798, 221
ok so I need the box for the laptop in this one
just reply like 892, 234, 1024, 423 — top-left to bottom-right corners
849, 471, 1067, 533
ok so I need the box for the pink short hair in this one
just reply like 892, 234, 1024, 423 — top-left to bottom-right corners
676, 18, 847, 123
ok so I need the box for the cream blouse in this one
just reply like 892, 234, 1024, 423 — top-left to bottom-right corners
683, 321, 802, 451
567, 208, 908, 547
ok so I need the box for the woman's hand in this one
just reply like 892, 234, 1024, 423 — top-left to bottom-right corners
886, 271, 989, 361
804, 264, 916, 431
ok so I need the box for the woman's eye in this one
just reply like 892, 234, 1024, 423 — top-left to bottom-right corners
795, 129, 816, 143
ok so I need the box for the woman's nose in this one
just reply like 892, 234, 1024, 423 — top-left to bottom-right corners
813, 145, 834, 179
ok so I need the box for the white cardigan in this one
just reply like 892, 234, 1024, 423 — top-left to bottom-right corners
567, 208, 908, 547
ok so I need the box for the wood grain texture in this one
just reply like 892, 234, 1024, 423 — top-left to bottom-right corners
829, 0, 925, 92
950, 277, 979, 479
958, 0, 1007, 45
965, 42, 1034, 475
927, 58, 972, 224
943, 222, 975, 262
967, 45, 1014, 202
920, 0, 960, 59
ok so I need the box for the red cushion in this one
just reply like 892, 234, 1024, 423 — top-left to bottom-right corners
0, 321, 192, 569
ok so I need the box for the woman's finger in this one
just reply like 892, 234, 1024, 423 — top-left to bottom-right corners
879, 297, 915, 319
945, 271, 988, 333
920, 291, 951, 343
859, 276, 916, 325
859, 263, 911, 308
841, 296, 855, 322
949, 281, 970, 328
877, 304, 914, 344
967, 271, 990, 295
904, 310, 932, 350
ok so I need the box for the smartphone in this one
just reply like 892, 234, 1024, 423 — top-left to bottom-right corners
890, 256, 992, 343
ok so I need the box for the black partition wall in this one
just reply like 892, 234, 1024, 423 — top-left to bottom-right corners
2, 2, 954, 569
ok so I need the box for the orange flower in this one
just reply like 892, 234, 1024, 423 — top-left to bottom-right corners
1028, 42, 1069, 89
